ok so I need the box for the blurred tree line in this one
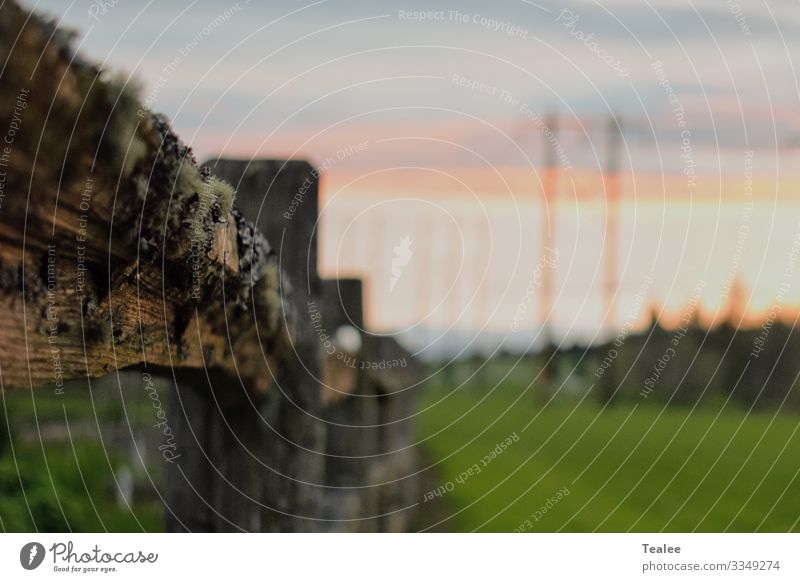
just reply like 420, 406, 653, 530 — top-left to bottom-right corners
593, 311, 800, 410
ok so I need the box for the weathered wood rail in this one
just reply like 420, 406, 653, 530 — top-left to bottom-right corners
0, 0, 421, 532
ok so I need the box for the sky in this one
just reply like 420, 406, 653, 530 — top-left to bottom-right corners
27, 0, 800, 176
23, 0, 800, 351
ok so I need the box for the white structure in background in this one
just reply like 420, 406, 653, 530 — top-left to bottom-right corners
115, 465, 134, 508
334, 325, 362, 354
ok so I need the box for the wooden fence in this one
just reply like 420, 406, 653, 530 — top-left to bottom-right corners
0, 0, 421, 532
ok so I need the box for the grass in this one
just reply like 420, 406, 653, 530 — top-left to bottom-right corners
418, 368, 800, 532
4, 359, 800, 532
0, 439, 163, 532
0, 373, 166, 532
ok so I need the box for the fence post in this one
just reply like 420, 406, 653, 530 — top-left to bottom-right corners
202, 158, 326, 531
363, 335, 422, 532
163, 371, 215, 532
316, 278, 381, 531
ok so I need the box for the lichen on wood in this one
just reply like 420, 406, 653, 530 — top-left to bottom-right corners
0, 0, 285, 392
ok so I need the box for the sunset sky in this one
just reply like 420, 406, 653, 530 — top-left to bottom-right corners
27, 0, 800, 351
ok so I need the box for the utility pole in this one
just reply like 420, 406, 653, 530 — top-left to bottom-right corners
604, 114, 622, 333
599, 114, 623, 403
538, 113, 559, 400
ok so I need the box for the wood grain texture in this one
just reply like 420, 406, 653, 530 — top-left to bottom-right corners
0, 0, 285, 392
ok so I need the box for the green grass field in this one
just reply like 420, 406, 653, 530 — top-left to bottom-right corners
0, 376, 165, 532
418, 372, 800, 532
4, 362, 800, 533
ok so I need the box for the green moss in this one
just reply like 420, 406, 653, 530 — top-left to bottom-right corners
169, 162, 212, 258
174, 167, 235, 229
95, 74, 147, 177
210, 178, 235, 220
175, 161, 203, 201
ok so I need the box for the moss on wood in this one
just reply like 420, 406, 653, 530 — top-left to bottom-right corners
0, 0, 286, 393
